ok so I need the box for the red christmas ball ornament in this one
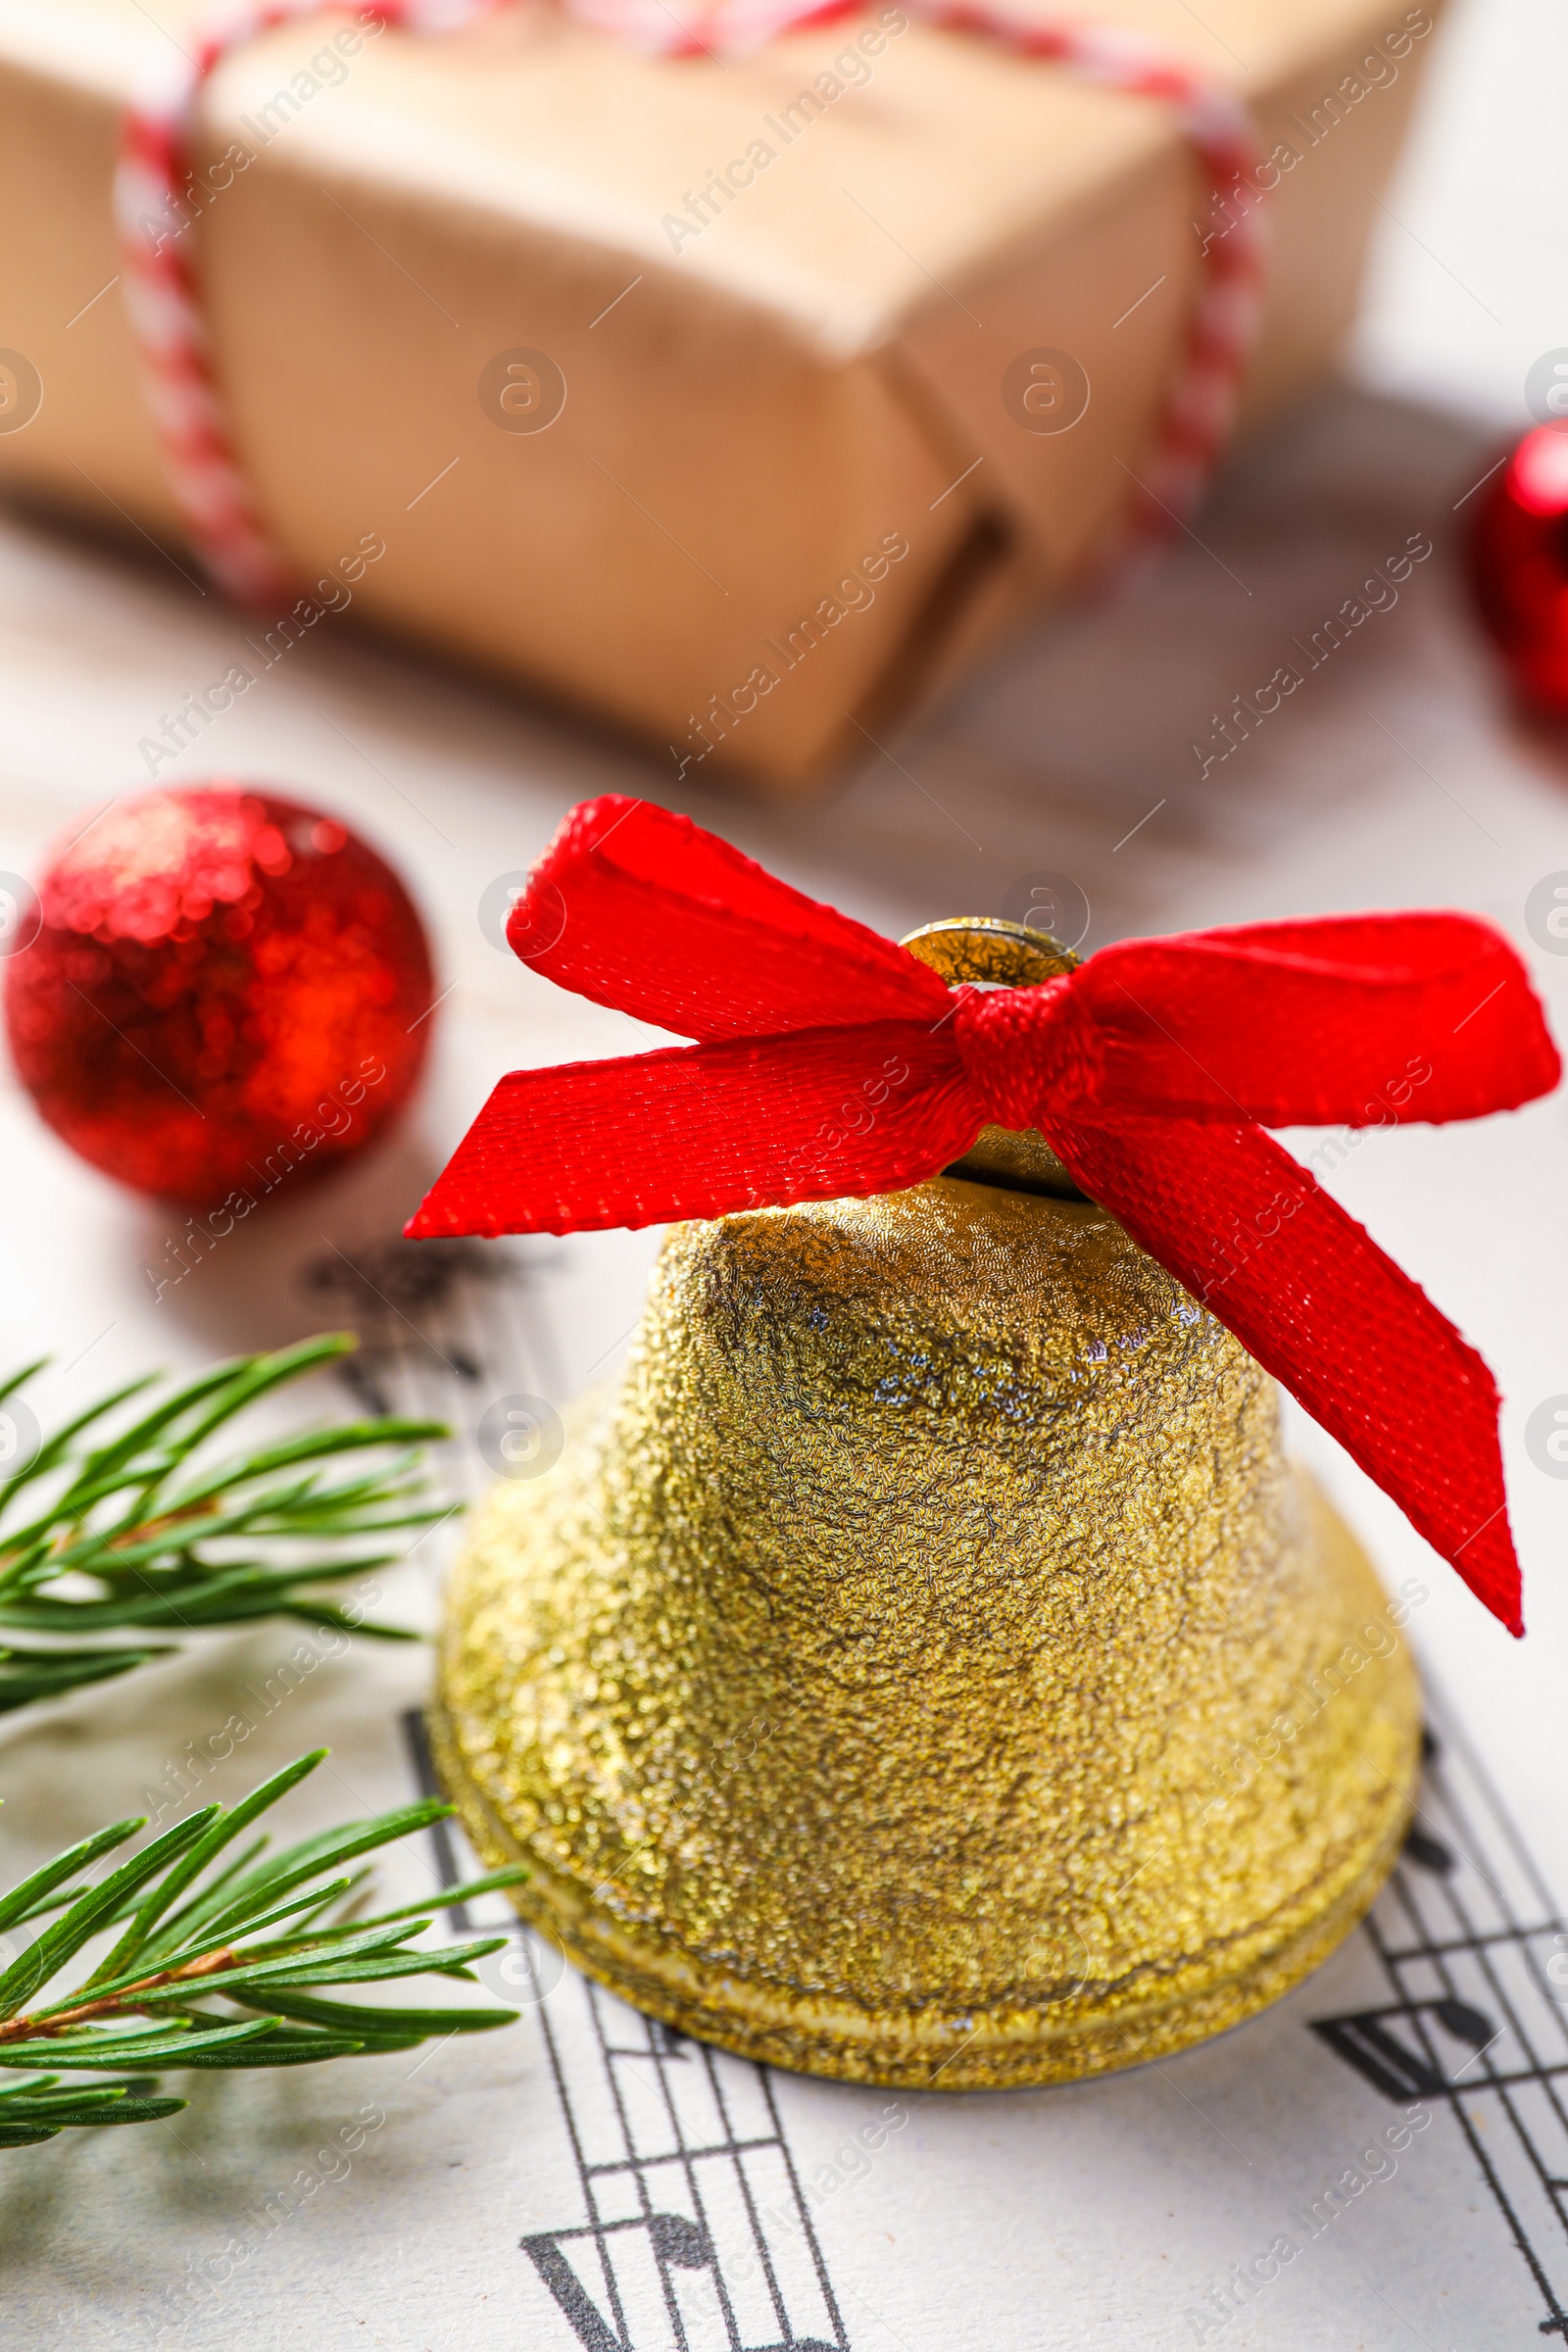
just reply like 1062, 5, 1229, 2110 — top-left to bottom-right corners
1469, 425, 1568, 716
5, 784, 435, 1206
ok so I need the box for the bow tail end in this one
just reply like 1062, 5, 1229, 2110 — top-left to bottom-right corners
1054, 1116, 1525, 1634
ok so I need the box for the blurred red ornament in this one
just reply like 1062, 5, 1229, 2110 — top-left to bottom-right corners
4, 784, 435, 1205
1469, 425, 1568, 716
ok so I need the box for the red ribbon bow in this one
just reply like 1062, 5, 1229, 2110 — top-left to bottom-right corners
410, 795, 1560, 1634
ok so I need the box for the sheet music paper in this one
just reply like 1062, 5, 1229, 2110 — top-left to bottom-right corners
2, 1, 1567, 2340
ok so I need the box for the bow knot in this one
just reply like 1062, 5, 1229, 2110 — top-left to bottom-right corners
953, 977, 1094, 1133
409, 794, 1562, 1636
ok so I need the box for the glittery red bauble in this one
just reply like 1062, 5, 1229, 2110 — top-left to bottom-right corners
1469, 426, 1568, 716
4, 784, 434, 1206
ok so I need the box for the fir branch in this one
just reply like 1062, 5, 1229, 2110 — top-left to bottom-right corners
0, 1336, 453, 1713
0, 1751, 527, 2146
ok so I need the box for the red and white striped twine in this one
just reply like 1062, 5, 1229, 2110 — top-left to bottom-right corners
116, 0, 1266, 609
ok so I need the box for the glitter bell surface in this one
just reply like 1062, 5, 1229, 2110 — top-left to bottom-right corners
431, 922, 1421, 2090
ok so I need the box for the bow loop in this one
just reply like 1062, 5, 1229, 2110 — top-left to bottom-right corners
512, 794, 947, 1042
954, 978, 1096, 1131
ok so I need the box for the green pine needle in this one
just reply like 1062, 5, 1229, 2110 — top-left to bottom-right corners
0, 1336, 453, 1713
0, 1750, 528, 2147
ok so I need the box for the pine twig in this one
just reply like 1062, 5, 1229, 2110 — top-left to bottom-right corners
0, 1336, 453, 1713
0, 1750, 528, 2147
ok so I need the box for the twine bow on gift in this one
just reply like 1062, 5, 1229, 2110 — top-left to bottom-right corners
117, 0, 1265, 606
409, 795, 1561, 1635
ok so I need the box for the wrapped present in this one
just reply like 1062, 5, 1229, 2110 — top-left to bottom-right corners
0, 0, 1443, 788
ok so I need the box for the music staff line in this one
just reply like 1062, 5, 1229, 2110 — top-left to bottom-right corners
1312, 1709, 1568, 2338
531, 1977, 850, 2352
402, 1705, 850, 2352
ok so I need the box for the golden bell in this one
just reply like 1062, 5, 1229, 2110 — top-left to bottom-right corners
431, 920, 1420, 2088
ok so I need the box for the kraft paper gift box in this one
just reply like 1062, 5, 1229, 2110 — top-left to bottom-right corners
0, 0, 1441, 790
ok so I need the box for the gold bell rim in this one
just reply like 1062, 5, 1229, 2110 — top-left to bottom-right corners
429, 1454, 1420, 2094
428, 1690, 1414, 2091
